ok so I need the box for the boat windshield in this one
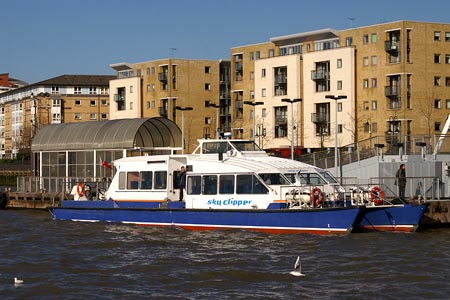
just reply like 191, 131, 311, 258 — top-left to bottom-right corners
319, 171, 338, 184
259, 173, 290, 185
297, 172, 327, 185
284, 173, 296, 184
230, 141, 262, 151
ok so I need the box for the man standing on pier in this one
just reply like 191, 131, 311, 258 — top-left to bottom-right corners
395, 164, 407, 202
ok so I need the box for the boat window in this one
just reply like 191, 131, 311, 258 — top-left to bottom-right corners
319, 171, 338, 184
259, 173, 289, 185
298, 173, 326, 185
187, 176, 201, 195
118, 172, 126, 190
154, 171, 167, 189
127, 172, 139, 189
219, 174, 235, 194
202, 175, 218, 195
284, 173, 296, 184
140, 171, 153, 189
236, 174, 268, 194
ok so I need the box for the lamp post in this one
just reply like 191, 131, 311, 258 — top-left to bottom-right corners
325, 95, 347, 178
243, 101, 264, 141
365, 120, 372, 148
175, 106, 193, 154
207, 103, 220, 139
282, 98, 302, 160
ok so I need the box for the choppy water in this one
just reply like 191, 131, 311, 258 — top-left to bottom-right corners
1, 209, 450, 300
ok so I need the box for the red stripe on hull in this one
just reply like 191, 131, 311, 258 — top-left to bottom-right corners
359, 225, 417, 233
136, 223, 351, 235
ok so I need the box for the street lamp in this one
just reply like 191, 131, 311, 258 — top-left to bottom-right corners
207, 103, 221, 139
282, 98, 302, 160
175, 106, 193, 154
243, 101, 264, 141
325, 94, 347, 178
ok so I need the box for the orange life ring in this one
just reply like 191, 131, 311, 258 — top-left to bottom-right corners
370, 186, 384, 205
310, 187, 324, 207
77, 183, 86, 197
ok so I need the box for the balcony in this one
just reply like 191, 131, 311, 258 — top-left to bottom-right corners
113, 94, 124, 102
384, 41, 400, 52
311, 70, 328, 81
385, 85, 400, 98
275, 117, 287, 125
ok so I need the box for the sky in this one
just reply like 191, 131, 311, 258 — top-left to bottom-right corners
2, 0, 450, 84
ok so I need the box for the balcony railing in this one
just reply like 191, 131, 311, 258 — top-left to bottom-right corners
384, 41, 400, 52
385, 85, 400, 98
275, 117, 287, 125
311, 70, 328, 81
311, 112, 330, 123
158, 72, 168, 82
274, 75, 287, 85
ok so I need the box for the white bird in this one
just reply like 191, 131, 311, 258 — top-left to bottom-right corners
14, 277, 24, 285
289, 256, 305, 277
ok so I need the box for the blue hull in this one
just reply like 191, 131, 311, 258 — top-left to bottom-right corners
52, 200, 362, 235
358, 204, 429, 232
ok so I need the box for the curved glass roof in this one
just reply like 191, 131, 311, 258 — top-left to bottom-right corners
31, 117, 182, 151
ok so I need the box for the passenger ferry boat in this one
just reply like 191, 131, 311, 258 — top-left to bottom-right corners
52, 139, 363, 235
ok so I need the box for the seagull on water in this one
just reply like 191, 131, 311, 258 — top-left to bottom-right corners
14, 277, 24, 285
289, 256, 305, 277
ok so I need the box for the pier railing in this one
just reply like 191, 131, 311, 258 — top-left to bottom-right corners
17, 176, 111, 199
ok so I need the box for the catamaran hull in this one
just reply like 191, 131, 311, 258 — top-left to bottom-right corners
357, 204, 429, 232
52, 201, 362, 235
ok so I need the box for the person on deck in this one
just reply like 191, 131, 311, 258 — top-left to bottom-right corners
395, 164, 407, 202
178, 166, 186, 201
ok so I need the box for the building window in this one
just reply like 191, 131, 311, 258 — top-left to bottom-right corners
435, 122, 441, 131
363, 34, 369, 45
136, 69, 141, 77
205, 100, 211, 107
146, 101, 151, 109
90, 113, 97, 120
363, 57, 369, 66
130, 102, 134, 110
371, 33, 377, 43
90, 100, 96, 106
435, 99, 441, 109
102, 99, 108, 106
262, 108, 266, 118
261, 68, 266, 77
151, 67, 155, 74
205, 83, 211, 90
372, 100, 377, 110
337, 102, 343, 112
256, 51, 260, 59
435, 76, 441, 86
371, 56, 377, 66
205, 117, 211, 125
205, 66, 211, 73
337, 59, 342, 68
446, 99, 450, 109
346, 37, 353, 46
337, 124, 343, 133
146, 68, 150, 75
371, 78, 377, 88
89, 87, 97, 94
446, 77, 450, 86
363, 79, 369, 88
274, 106, 287, 138
75, 100, 81, 106
446, 32, 450, 42
74, 87, 82, 94
152, 84, 155, 91
75, 113, 81, 120
363, 101, 369, 111
337, 80, 342, 90
435, 31, 441, 41
101, 113, 107, 119
52, 86, 59, 94
446, 54, 450, 64
250, 71, 254, 80
250, 90, 255, 99
130, 85, 133, 93
435, 54, 441, 64
268, 49, 275, 57
151, 100, 155, 109
261, 88, 266, 97
249, 52, 254, 61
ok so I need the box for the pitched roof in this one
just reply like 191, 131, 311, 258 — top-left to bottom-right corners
35, 74, 115, 86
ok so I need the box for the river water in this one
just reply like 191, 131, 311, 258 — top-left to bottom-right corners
1, 209, 449, 300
